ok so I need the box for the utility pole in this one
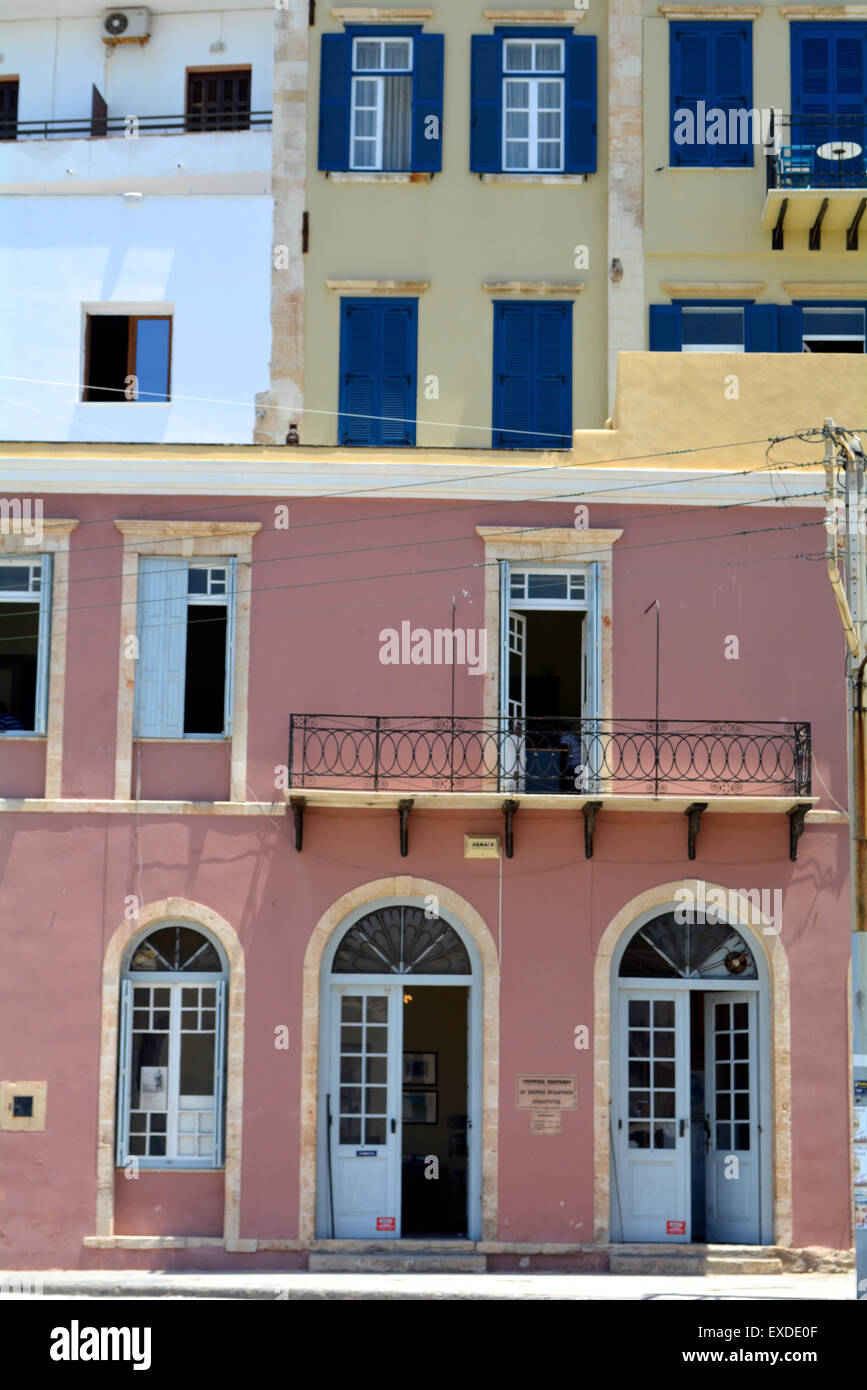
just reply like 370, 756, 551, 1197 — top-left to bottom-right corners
822, 418, 867, 1296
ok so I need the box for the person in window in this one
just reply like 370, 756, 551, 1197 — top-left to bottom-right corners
0, 701, 24, 731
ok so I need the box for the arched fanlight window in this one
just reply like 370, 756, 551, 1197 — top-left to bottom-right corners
619, 910, 757, 980
117, 924, 228, 1169
332, 905, 471, 975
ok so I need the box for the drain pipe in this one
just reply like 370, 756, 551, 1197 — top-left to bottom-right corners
825, 424, 859, 659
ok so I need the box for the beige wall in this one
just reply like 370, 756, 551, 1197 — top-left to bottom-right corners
303, 2, 610, 446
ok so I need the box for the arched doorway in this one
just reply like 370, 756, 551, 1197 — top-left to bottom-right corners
610, 904, 773, 1246
316, 898, 482, 1241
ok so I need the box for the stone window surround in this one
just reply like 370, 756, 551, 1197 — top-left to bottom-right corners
298, 876, 501, 1243
113, 521, 261, 803
593, 880, 793, 1246
0, 520, 77, 800
475, 527, 622, 726
93, 898, 245, 1244
482, 8, 588, 25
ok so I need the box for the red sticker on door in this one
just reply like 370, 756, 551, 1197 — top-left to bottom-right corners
666, 1220, 686, 1235
376, 1217, 396, 1231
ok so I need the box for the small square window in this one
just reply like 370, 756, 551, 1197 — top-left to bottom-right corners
83, 314, 171, 403
12, 1096, 33, 1118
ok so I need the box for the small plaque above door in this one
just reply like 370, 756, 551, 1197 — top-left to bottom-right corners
515, 1075, 577, 1110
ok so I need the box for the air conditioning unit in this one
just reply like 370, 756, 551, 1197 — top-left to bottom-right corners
102, 8, 151, 45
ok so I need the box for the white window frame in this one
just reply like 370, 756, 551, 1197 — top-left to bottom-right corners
350, 35, 413, 172
680, 306, 746, 355
502, 38, 565, 174
117, 939, 228, 1171
0, 555, 52, 736
509, 565, 587, 610
134, 555, 236, 741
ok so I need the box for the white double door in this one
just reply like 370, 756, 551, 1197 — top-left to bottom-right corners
614, 988, 760, 1244
328, 984, 403, 1239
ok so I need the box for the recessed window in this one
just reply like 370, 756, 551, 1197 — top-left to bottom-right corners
83, 314, 171, 403
350, 37, 413, 170
0, 558, 51, 735
135, 558, 235, 739
117, 924, 227, 1169
502, 39, 565, 172
186, 68, 251, 132
802, 306, 866, 354
681, 306, 745, 353
0, 78, 18, 141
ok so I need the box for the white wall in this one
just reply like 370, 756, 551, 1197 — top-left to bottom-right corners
0, 8, 275, 126
0, 194, 272, 443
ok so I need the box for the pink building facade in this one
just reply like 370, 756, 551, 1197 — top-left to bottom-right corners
0, 385, 854, 1269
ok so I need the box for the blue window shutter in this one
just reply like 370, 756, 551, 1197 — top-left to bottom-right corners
223, 557, 237, 738
494, 303, 532, 448
778, 305, 803, 352
714, 27, 752, 167
533, 304, 572, 448
135, 556, 187, 738
746, 305, 778, 351
380, 303, 417, 445
340, 300, 417, 446
565, 35, 597, 173
671, 26, 710, 166
340, 302, 377, 444
649, 304, 682, 350
470, 35, 501, 172
34, 552, 52, 735
411, 34, 444, 172
318, 33, 351, 171
116, 978, 132, 1167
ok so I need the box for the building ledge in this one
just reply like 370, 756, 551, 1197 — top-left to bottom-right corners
331, 7, 435, 20
482, 280, 586, 295
762, 186, 867, 232
781, 281, 867, 297
325, 279, 431, 294
328, 171, 432, 184
482, 8, 588, 24
284, 788, 828, 815
480, 173, 585, 185
658, 4, 762, 15
659, 281, 766, 298
0, 799, 285, 815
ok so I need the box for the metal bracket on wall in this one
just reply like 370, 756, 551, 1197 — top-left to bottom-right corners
685, 802, 708, 861
582, 800, 603, 859
772, 197, 787, 251
847, 198, 866, 251
502, 799, 519, 859
787, 802, 810, 862
290, 796, 305, 852
398, 799, 413, 858
809, 197, 829, 251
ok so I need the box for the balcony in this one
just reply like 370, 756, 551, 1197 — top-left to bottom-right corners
286, 716, 814, 858
763, 114, 867, 250
0, 111, 272, 195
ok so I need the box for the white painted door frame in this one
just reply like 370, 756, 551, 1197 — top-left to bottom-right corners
316, 897, 482, 1240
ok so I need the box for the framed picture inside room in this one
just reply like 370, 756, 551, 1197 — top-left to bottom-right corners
403, 1091, 437, 1125
403, 1052, 436, 1085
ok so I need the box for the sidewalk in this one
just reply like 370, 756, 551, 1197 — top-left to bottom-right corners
0, 1271, 856, 1300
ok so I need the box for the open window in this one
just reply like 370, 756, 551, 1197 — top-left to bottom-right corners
0, 557, 51, 735
83, 314, 171, 402
134, 558, 235, 739
498, 563, 600, 792
801, 306, 865, 353
117, 924, 227, 1169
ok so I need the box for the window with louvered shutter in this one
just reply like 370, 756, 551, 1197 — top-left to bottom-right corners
492, 302, 571, 450
669, 22, 753, 167
339, 299, 417, 446
186, 68, 251, 132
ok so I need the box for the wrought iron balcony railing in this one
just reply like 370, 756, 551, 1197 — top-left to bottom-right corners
288, 715, 811, 797
766, 113, 867, 190
2, 111, 272, 141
